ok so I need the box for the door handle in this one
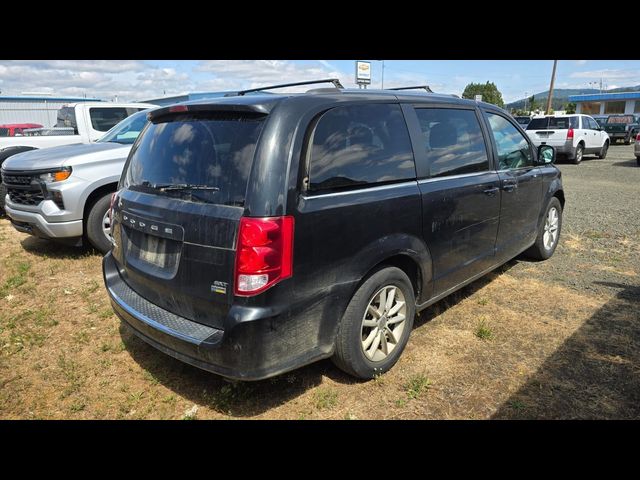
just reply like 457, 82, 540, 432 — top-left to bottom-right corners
483, 187, 499, 196
502, 183, 517, 192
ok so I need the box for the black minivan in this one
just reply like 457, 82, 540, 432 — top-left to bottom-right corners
103, 81, 564, 380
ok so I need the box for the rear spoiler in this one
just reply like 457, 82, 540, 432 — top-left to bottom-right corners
148, 103, 269, 122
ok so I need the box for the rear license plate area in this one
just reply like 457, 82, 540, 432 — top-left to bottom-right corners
122, 226, 182, 279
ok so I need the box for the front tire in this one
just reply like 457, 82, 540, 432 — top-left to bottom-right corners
332, 266, 415, 379
525, 197, 562, 261
597, 141, 608, 159
572, 143, 584, 164
85, 193, 113, 254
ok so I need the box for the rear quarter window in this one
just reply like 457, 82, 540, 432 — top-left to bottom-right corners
307, 104, 415, 193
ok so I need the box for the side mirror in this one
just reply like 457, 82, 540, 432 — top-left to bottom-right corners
538, 145, 555, 165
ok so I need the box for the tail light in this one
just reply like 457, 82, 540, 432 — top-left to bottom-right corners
566, 128, 574, 140
636, 133, 640, 141
235, 216, 294, 296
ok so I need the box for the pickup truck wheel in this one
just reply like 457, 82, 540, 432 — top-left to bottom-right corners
597, 141, 609, 159
572, 144, 584, 164
85, 193, 113, 254
525, 197, 562, 261
332, 266, 415, 379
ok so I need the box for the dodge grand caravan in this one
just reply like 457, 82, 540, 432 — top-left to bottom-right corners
103, 80, 565, 380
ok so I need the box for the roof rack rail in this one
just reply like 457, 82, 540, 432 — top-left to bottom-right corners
227, 79, 344, 97
388, 85, 433, 93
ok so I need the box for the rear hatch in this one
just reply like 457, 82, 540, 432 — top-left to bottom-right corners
526, 117, 576, 146
111, 108, 266, 329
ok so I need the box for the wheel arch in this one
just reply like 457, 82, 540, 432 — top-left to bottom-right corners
82, 181, 118, 231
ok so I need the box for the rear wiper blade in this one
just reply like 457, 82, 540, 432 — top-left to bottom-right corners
150, 183, 220, 192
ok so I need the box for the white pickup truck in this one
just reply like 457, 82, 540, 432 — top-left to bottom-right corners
0, 101, 155, 213
1, 109, 153, 252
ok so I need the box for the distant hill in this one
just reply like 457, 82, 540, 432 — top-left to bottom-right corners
506, 85, 640, 111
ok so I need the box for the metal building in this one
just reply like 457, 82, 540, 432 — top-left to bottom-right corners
570, 91, 640, 116
0, 95, 103, 127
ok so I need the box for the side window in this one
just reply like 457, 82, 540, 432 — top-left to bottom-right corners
308, 104, 415, 192
570, 117, 580, 129
486, 112, 534, 170
589, 118, 599, 130
89, 108, 129, 132
414, 108, 489, 178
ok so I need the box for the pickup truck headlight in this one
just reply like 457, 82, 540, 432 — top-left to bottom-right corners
38, 167, 72, 183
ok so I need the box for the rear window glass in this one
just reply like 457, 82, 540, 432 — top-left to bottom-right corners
308, 104, 415, 192
124, 112, 265, 206
56, 106, 78, 133
606, 115, 634, 124
526, 117, 578, 130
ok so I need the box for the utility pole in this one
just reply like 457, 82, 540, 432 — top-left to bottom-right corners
382, 60, 385, 90
545, 60, 558, 115
524, 91, 528, 113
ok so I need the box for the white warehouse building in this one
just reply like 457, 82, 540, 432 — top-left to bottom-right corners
0, 95, 102, 127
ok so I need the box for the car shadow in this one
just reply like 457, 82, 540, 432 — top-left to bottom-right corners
119, 258, 521, 417
20, 235, 99, 259
492, 281, 640, 419
414, 259, 518, 329
611, 160, 639, 168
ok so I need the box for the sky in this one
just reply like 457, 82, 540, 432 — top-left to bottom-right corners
0, 60, 639, 104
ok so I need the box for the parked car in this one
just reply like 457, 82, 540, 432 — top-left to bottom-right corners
526, 114, 609, 164
513, 115, 532, 129
103, 83, 565, 381
591, 115, 609, 128
1, 109, 152, 252
635, 132, 640, 165
0, 123, 44, 137
0, 102, 154, 214
603, 114, 639, 145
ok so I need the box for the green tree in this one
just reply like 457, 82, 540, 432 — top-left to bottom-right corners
565, 102, 576, 114
461, 81, 505, 108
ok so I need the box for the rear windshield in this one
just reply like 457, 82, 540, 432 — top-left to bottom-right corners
606, 115, 634, 124
56, 106, 78, 133
124, 112, 265, 206
527, 117, 577, 130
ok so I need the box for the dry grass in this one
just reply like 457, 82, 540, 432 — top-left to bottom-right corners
1, 150, 639, 419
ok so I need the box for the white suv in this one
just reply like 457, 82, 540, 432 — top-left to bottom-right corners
526, 114, 610, 164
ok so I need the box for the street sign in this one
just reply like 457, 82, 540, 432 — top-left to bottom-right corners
475, 94, 482, 102
356, 61, 371, 85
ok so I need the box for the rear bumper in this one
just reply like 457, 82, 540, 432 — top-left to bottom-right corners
5, 200, 83, 239
103, 252, 338, 380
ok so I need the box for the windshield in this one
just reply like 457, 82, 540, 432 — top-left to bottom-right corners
606, 115, 634, 124
99, 110, 150, 144
123, 112, 265, 206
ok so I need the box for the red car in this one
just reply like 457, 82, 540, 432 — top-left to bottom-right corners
0, 123, 43, 137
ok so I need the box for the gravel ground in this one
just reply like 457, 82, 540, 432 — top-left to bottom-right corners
508, 143, 640, 301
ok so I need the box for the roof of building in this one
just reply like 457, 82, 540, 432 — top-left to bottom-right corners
569, 91, 640, 102
0, 95, 102, 102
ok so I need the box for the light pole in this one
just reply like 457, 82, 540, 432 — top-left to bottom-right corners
376, 60, 385, 89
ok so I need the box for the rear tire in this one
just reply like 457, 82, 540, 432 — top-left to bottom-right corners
525, 197, 562, 261
85, 193, 113, 254
572, 144, 584, 164
636, 157, 640, 167
597, 141, 609, 159
332, 266, 415, 379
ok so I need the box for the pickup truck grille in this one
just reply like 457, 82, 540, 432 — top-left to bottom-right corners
2, 174, 45, 206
